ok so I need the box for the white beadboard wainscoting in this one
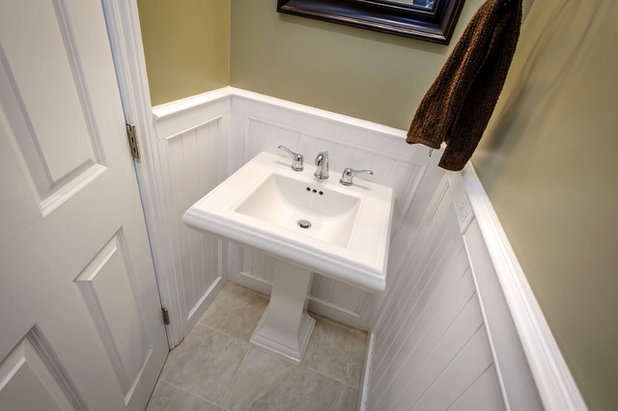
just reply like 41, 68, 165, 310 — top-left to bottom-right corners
153, 88, 446, 332
148, 91, 231, 345
365, 174, 541, 410
227, 90, 447, 330
147, 88, 584, 411
361, 168, 585, 411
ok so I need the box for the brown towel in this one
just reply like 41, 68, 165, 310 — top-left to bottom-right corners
407, 0, 522, 171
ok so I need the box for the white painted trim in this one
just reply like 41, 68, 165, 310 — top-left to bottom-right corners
230, 88, 408, 141
186, 276, 224, 322
101, 0, 185, 348
359, 332, 375, 411
461, 164, 587, 411
152, 86, 408, 142
152, 87, 233, 120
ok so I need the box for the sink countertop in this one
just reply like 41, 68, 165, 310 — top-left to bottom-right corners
183, 151, 394, 292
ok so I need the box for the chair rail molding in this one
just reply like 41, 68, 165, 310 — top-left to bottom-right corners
458, 165, 587, 411
103, 3, 585, 407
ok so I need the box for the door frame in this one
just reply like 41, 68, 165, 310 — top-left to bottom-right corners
100, 0, 185, 348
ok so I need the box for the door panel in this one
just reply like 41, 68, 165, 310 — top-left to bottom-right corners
0, 329, 85, 411
0, 0, 105, 208
74, 233, 153, 401
0, 0, 167, 410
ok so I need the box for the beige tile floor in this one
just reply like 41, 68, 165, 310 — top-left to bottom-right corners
147, 282, 367, 411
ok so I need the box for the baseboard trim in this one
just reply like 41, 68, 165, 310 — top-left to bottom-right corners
186, 276, 224, 323
461, 165, 587, 411
359, 332, 374, 411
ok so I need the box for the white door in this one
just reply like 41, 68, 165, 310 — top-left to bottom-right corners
0, 1, 168, 410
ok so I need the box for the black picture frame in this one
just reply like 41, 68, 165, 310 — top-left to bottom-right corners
277, 0, 467, 44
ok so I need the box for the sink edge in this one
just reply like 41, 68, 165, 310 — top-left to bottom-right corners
183, 208, 387, 293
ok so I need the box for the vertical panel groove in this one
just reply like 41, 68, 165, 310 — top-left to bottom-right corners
162, 117, 223, 324
406, 325, 487, 410
443, 363, 495, 411
368, 181, 504, 411
372, 252, 470, 389
181, 133, 197, 310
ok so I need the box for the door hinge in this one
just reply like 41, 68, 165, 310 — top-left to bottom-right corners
161, 307, 170, 325
125, 123, 140, 159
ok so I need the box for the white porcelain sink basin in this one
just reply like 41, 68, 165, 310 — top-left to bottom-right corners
235, 173, 360, 248
183, 151, 394, 292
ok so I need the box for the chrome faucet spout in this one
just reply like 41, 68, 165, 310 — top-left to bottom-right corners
314, 151, 329, 180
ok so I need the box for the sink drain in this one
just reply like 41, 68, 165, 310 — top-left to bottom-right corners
297, 219, 312, 229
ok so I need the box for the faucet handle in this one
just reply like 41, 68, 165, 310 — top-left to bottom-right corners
278, 145, 304, 171
339, 168, 374, 186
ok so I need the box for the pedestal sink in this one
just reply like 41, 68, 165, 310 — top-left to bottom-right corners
183, 151, 394, 362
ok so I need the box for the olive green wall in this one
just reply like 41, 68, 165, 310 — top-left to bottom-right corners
230, 0, 486, 129
474, 1, 618, 409
137, 0, 230, 106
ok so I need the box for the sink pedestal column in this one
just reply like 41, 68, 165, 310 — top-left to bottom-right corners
250, 260, 315, 363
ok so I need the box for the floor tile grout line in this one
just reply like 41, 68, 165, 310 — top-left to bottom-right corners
201, 323, 254, 345
220, 344, 254, 407
299, 362, 362, 390
334, 380, 357, 410
193, 323, 254, 407
218, 283, 269, 301
159, 323, 248, 410
250, 344, 309, 368
229, 343, 359, 406
310, 312, 370, 335
201, 311, 365, 389
157, 380, 230, 410
299, 318, 368, 389
177, 282, 367, 409
206, 293, 265, 313
159, 343, 358, 410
